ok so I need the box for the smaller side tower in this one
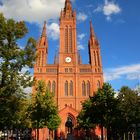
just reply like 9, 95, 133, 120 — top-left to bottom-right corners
34, 21, 48, 73
54, 49, 59, 64
88, 21, 102, 73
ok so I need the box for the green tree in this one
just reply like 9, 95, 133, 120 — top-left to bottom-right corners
29, 80, 61, 140
47, 114, 61, 139
77, 99, 97, 139
118, 86, 140, 138
78, 83, 119, 140
0, 13, 36, 128
77, 99, 95, 129
91, 83, 119, 140
16, 97, 32, 129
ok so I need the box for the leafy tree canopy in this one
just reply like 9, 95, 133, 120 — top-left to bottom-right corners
0, 13, 36, 128
118, 86, 140, 126
77, 83, 140, 140
30, 80, 61, 129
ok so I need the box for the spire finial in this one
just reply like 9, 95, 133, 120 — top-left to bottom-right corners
64, 0, 72, 11
42, 20, 46, 37
90, 20, 94, 38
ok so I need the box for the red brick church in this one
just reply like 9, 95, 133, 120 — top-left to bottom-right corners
34, 0, 104, 138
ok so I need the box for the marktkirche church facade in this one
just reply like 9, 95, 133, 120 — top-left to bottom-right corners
34, 0, 104, 136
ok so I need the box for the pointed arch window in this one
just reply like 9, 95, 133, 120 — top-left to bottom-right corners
70, 81, 73, 96
87, 81, 90, 96
48, 81, 51, 91
69, 26, 72, 53
52, 81, 56, 96
65, 26, 68, 53
65, 81, 68, 96
82, 81, 86, 96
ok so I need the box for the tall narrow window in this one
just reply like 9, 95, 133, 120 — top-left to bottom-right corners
48, 81, 51, 91
52, 81, 56, 96
69, 26, 72, 53
65, 81, 68, 96
42, 51, 44, 66
70, 81, 73, 96
97, 51, 100, 66
87, 81, 90, 96
94, 51, 97, 66
65, 26, 68, 53
82, 81, 86, 96
97, 80, 100, 88
38, 51, 41, 66
40, 51, 42, 66
95, 68, 97, 73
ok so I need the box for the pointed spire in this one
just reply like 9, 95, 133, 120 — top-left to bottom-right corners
54, 49, 59, 64
89, 20, 99, 47
64, 0, 72, 12
78, 51, 82, 64
39, 21, 48, 47
90, 20, 95, 38
41, 21, 46, 37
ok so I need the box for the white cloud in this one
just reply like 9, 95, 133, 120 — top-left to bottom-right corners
127, 74, 140, 80
78, 33, 86, 40
77, 33, 86, 50
77, 12, 88, 22
0, 0, 66, 24
77, 41, 85, 50
77, 44, 85, 50
47, 22, 60, 40
104, 64, 140, 81
103, 2, 121, 16
94, 5, 102, 13
94, 0, 121, 21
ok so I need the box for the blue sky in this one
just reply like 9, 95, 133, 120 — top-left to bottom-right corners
0, 0, 140, 91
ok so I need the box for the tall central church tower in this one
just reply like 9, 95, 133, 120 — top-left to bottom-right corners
34, 0, 103, 135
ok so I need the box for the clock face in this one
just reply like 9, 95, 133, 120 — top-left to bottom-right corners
65, 57, 72, 63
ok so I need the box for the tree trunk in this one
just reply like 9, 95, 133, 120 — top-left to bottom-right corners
37, 128, 39, 140
123, 132, 126, 140
107, 127, 111, 140
37, 121, 39, 140
101, 125, 104, 140
52, 130, 54, 140
54, 129, 57, 140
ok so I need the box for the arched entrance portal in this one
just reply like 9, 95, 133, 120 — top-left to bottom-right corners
65, 114, 75, 134
58, 106, 79, 138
